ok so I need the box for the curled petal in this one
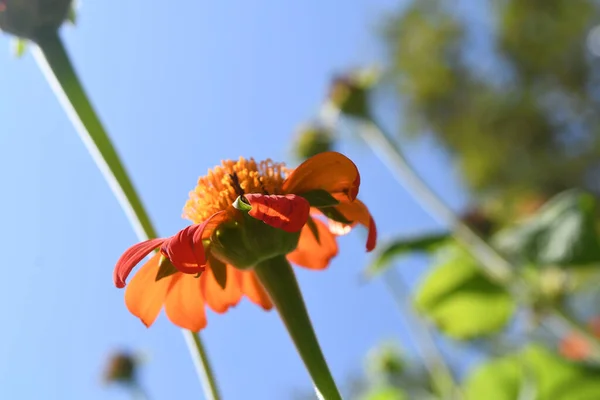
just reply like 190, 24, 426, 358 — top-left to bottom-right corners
124, 254, 174, 327
287, 218, 338, 270
283, 151, 360, 201
114, 238, 166, 288
164, 274, 207, 332
162, 211, 226, 274
331, 199, 377, 252
245, 193, 310, 232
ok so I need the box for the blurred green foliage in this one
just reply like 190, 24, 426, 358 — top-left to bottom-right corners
414, 247, 515, 339
463, 345, 600, 400
384, 0, 600, 215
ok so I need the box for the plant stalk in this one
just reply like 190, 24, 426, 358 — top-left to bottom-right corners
255, 255, 342, 400
33, 30, 221, 399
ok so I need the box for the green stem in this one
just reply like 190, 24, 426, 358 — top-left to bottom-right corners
358, 119, 513, 285
32, 31, 221, 399
384, 268, 461, 400
254, 256, 342, 400
184, 331, 222, 400
353, 115, 600, 360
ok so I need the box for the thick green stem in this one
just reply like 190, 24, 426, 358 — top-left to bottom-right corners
254, 256, 342, 400
33, 31, 221, 399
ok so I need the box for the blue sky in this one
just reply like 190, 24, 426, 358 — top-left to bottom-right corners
0, 1, 470, 399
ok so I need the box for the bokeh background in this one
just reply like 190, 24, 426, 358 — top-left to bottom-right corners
2, 0, 600, 399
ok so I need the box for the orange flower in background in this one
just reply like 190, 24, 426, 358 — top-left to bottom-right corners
113, 152, 377, 331
559, 316, 600, 360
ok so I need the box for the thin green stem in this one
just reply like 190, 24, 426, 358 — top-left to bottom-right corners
33, 31, 221, 399
254, 256, 342, 400
384, 268, 461, 400
353, 115, 600, 359
131, 383, 151, 400
184, 331, 223, 400
358, 119, 513, 285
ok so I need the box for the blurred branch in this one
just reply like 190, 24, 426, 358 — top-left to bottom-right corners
384, 267, 462, 400
358, 119, 514, 285
320, 98, 600, 360
355, 115, 600, 360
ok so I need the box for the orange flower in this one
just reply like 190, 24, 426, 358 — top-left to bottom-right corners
113, 152, 376, 331
559, 316, 600, 360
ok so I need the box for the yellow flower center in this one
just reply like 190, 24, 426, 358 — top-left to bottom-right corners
183, 158, 288, 223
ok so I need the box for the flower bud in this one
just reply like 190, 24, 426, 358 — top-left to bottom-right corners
293, 123, 335, 161
327, 66, 380, 119
0, 0, 72, 41
366, 342, 405, 382
210, 210, 301, 269
460, 208, 495, 238
103, 351, 137, 385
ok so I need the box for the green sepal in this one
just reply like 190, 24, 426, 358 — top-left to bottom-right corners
306, 217, 321, 244
155, 254, 178, 282
209, 253, 227, 289
320, 206, 352, 225
233, 195, 252, 212
300, 189, 340, 208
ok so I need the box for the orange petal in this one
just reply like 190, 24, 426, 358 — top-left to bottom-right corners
114, 238, 166, 288
124, 253, 173, 327
201, 264, 243, 313
559, 334, 590, 360
287, 218, 338, 270
240, 271, 273, 310
161, 211, 226, 275
164, 274, 207, 331
245, 193, 310, 232
333, 199, 377, 252
283, 152, 360, 201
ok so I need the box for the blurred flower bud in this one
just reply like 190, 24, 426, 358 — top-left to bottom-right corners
327, 66, 380, 119
103, 351, 138, 386
366, 342, 405, 383
0, 0, 72, 41
460, 207, 495, 238
293, 122, 335, 161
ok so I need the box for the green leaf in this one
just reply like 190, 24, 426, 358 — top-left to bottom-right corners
155, 255, 178, 282
299, 189, 340, 208
365, 232, 450, 278
464, 345, 600, 400
12, 38, 28, 58
493, 189, 600, 268
415, 248, 515, 339
209, 254, 227, 289
360, 386, 406, 400
306, 217, 321, 244
320, 206, 352, 225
